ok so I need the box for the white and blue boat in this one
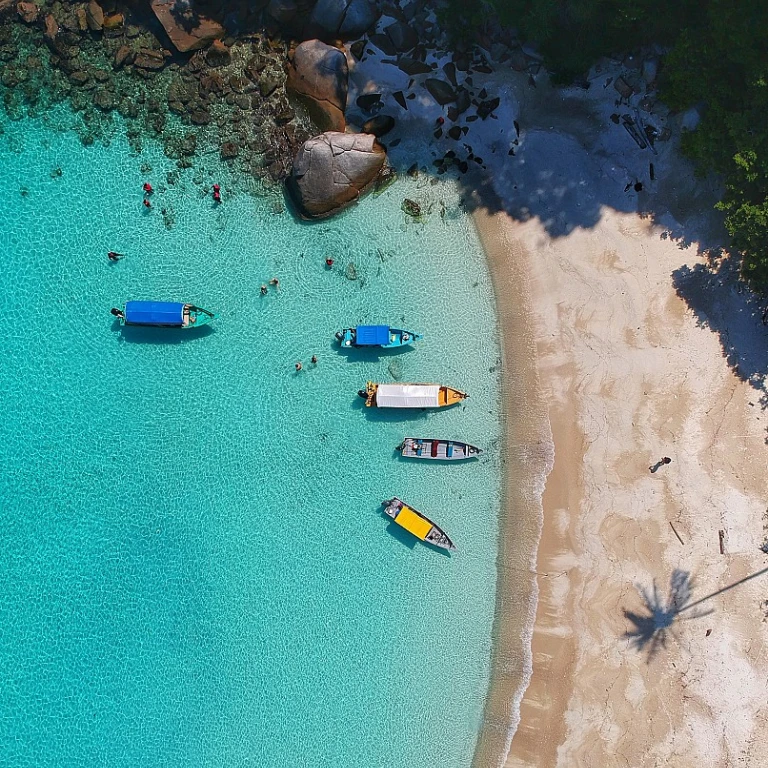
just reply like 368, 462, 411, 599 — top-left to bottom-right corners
335, 325, 422, 348
111, 301, 216, 328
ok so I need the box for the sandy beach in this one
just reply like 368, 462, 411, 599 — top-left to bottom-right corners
471, 75, 768, 767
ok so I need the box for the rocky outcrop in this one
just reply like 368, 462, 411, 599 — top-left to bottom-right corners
287, 39, 347, 132
150, 0, 225, 53
287, 131, 386, 219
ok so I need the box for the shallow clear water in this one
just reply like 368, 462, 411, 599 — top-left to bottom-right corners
0, 108, 503, 767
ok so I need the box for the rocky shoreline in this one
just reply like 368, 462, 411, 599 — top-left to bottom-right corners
0, 0, 550, 218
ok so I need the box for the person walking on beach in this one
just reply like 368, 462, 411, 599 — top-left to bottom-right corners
650, 456, 672, 473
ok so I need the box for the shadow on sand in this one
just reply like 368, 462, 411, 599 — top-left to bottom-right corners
624, 565, 768, 661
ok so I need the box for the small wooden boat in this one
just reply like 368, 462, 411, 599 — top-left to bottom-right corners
398, 437, 482, 461
336, 325, 422, 349
111, 301, 216, 328
359, 381, 468, 408
382, 497, 456, 551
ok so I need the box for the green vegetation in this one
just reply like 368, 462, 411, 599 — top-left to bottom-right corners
439, 0, 768, 290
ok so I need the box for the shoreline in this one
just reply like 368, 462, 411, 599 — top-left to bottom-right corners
470, 208, 554, 768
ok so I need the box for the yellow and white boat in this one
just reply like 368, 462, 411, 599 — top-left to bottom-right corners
359, 382, 468, 408
382, 497, 456, 552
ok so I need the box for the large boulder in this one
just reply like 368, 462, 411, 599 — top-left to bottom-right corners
85, 0, 103, 30
287, 131, 386, 219
287, 40, 348, 132
150, 0, 225, 53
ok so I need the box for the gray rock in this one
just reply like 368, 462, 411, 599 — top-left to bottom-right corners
287, 39, 347, 132
288, 131, 386, 219
424, 78, 456, 105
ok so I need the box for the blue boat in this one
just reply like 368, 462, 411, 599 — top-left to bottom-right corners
111, 301, 216, 328
335, 325, 422, 349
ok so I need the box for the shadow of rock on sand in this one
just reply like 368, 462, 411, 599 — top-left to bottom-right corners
623, 569, 712, 662
673, 252, 768, 413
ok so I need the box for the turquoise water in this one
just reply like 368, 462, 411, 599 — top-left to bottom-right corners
0, 108, 503, 767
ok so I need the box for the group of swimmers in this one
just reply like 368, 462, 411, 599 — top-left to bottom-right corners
295, 356, 318, 372
140, 181, 223, 210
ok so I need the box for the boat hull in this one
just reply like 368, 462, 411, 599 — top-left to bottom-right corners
382, 497, 456, 551
119, 302, 216, 328
362, 381, 468, 408
337, 326, 422, 349
398, 438, 482, 461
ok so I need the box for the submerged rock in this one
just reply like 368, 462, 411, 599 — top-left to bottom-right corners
361, 114, 394, 137
287, 131, 386, 219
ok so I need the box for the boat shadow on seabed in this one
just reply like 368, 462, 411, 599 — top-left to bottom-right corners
111, 319, 217, 344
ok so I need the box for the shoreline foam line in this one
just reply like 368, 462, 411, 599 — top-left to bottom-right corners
470, 208, 555, 768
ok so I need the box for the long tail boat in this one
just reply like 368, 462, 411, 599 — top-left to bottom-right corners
359, 382, 468, 408
382, 497, 456, 552
111, 301, 216, 328
397, 437, 482, 461
336, 325, 422, 349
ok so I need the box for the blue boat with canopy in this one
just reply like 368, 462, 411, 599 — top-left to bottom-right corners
335, 325, 422, 349
111, 301, 216, 329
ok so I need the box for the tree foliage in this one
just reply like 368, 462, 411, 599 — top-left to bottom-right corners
439, 0, 768, 289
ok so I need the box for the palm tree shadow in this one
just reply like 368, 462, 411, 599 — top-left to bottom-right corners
623, 569, 713, 661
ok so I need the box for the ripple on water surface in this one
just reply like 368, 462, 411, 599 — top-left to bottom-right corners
0, 110, 503, 768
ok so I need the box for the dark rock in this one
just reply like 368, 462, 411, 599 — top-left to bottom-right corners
455, 87, 471, 115
69, 70, 90, 85
17, 2, 38, 24
356, 92, 381, 112
167, 77, 196, 103
287, 131, 386, 219
397, 57, 432, 76
92, 68, 110, 83
86, 0, 103, 31
287, 39, 347, 132
234, 93, 250, 109
199, 72, 224, 95
150, 0, 225, 53
206, 39, 231, 67
424, 78, 456, 105
259, 73, 280, 97
442, 61, 457, 87
190, 109, 212, 125
93, 88, 115, 110
368, 33, 396, 56
220, 141, 240, 160
453, 52, 470, 71
361, 114, 394, 137
350, 40, 365, 60
447, 125, 461, 140
114, 45, 134, 69
134, 48, 166, 70
508, 47, 527, 72
477, 97, 500, 119
393, 91, 406, 110
384, 20, 417, 52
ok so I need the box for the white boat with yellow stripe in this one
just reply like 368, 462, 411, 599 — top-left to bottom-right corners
382, 497, 456, 552
359, 382, 468, 409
